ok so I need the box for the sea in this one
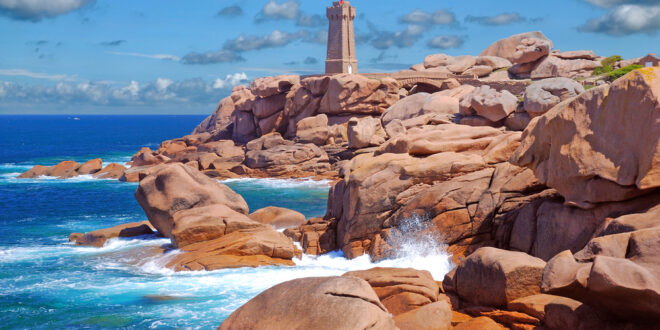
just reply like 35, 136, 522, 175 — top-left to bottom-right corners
0, 115, 453, 329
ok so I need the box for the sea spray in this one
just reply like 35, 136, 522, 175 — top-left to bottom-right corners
374, 215, 454, 279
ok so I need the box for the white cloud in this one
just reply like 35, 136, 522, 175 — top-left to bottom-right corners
465, 12, 526, 25
0, 0, 93, 21
224, 30, 302, 52
583, 0, 659, 8
580, 4, 660, 35
399, 9, 456, 25
110, 51, 180, 61
433, 10, 456, 25
0, 68, 72, 81
155, 78, 173, 91
427, 35, 465, 49
368, 23, 427, 49
258, 0, 299, 21
213, 72, 248, 89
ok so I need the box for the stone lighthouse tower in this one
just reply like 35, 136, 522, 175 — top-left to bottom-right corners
325, 1, 357, 74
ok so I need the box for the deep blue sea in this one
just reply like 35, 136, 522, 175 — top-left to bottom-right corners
0, 115, 452, 329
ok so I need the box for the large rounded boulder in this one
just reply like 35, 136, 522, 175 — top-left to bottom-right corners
480, 31, 552, 63
523, 77, 585, 118
454, 247, 546, 308
134, 163, 248, 237
219, 276, 397, 330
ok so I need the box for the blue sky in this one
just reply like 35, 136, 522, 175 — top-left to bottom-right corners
0, 0, 658, 114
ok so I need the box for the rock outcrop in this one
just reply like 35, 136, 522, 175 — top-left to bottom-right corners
512, 68, 660, 208
326, 123, 530, 259
19, 159, 126, 180
77, 158, 103, 175
69, 221, 155, 247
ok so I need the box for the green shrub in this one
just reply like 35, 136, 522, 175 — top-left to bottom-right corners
592, 55, 623, 76
606, 65, 643, 81
601, 55, 622, 67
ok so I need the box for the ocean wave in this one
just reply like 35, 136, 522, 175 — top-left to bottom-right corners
0, 236, 168, 264
0, 163, 33, 170
220, 177, 332, 189
0, 173, 117, 183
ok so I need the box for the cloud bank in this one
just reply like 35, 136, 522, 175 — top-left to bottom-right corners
0, 0, 94, 21
0, 74, 249, 107
579, 4, 660, 35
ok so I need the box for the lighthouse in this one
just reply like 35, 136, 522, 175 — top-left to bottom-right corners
325, 1, 358, 74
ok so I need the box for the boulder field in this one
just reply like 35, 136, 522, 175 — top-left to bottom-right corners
47, 32, 659, 328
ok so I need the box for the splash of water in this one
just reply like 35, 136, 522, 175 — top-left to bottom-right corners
377, 215, 454, 279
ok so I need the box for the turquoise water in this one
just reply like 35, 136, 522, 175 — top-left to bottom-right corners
0, 115, 452, 329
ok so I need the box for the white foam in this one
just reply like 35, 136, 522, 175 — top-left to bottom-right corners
220, 177, 331, 189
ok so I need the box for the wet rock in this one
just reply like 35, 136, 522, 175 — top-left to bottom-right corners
18, 165, 50, 178
170, 204, 263, 248
49, 160, 80, 178
77, 158, 103, 175
69, 221, 155, 247
285, 218, 337, 255
131, 148, 170, 167
167, 228, 295, 271
93, 163, 126, 179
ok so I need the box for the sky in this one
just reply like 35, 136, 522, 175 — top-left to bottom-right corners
0, 0, 658, 114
